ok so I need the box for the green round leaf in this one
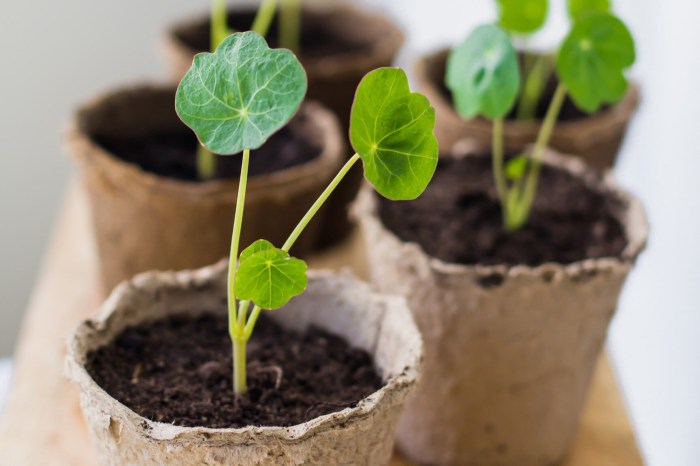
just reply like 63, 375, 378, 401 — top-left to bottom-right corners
568, 0, 611, 20
505, 155, 530, 181
349, 68, 438, 201
446, 24, 520, 120
175, 31, 307, 155
235, 240, 307, 310
557, 13, 635, 113
497, 0, 549, 35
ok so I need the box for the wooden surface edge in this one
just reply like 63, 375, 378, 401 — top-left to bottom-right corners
0, 181, 644, 465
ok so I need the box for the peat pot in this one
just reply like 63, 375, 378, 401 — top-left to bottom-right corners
66, 263, 423, 465
355, 149, 648, 466
415, 49, 640, 170
67, 84, 343, 291
163, 1, 404, 246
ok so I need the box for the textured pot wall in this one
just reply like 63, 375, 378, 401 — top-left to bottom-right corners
67, 85, 343, 291
66, 264, 422, 466
163, 2, 404, 247
356, 153, 648, 466
415, 49, 640, 170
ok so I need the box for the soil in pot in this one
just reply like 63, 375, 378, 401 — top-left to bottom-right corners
86, 313, 382, 429
378, 155, 627, 267
96, 117, 320, 183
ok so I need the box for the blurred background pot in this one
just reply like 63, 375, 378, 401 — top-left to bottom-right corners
355, 150, 648, 466
415, 49, 640, 170
67, 84, 343, 291
66, 263, 422, 466
163, 1, 404, 247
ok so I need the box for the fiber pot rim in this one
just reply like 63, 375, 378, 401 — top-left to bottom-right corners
65, 261, 422, 443
354, 147, 649, 282
165, 3, 404, 80
65, 83, 344, 199
415, 48, 641, 144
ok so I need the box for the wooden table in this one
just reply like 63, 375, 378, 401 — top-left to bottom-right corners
0, 182, 645, 465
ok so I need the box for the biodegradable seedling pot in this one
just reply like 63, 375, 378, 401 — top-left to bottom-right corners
67, 84, 343, 291
163, 2, 405, 245
415, 49, 640, 170
355, 150, 648, 466
66, 262, 423, 466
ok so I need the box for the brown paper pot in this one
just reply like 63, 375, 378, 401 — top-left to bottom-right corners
163, 2, 404, 246
415, 49, 640, 170
65, 263, 422, 466
355, 151, 648, 466
67, 84, 344, 291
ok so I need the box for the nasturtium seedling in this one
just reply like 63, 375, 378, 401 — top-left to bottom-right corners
497, 0, 549, 35
557, 13, 635, 112
176, 32, 307, 154
350, 68, 438, 200
446, 24, 520, 120
447, 8, 635, 231
567, 0, 611, 20
175, 31, 438, 397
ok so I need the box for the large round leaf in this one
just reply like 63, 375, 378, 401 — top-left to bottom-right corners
349, 68, 438, 201
235, 240, 307, 310
175, 31, 307, 155
557, 13, 635, 113
497, 0, 549, 35
446, 24, 520, 120
568, 0, 611, 20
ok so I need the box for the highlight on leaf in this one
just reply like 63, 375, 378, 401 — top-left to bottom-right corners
349, 67, 438, 201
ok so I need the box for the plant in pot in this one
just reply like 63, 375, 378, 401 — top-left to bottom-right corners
68, 4, 349, 290
163, 0, 405, 247
355, 17, 648, 466
67, 32, 438, 465
415, 0, 640, 170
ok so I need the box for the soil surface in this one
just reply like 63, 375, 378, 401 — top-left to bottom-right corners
95, 121, 320, 182
87, 313, 382, 429
378, 156, 627, 267
175, 10, 367, 59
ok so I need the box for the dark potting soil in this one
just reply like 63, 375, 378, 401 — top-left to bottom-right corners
175, 10, 367, 59
95, 123, 320, 182
378, 156, 627, 267
86, 313, 383, 429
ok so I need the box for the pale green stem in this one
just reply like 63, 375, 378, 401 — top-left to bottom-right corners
233, 338, 247, 394
516, 54, 554, 121
211, 0, 229, 50
196, 145, 216, 180
282, 153, 361, 252
279, 0, 301, 54
227, 148, 250, 339
251, 0, 278, 37
511, 83, 567, 231
492, 118, 508, 208
240, 153, 362, 342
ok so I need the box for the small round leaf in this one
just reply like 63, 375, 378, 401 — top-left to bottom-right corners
505, 155, 530, 181
557, 13, 635, 113
235, 240, 307, 310
446, 24, 520, 120
349, 68, 438, 201
175, 31, 307, 155
568, 0, 611, 20
497, 0, 549, 35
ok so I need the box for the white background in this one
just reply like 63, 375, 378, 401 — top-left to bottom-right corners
1, 1, 698, 465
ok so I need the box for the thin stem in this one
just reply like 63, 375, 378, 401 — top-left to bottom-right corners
516, 54, 554, 121
196, 145, 216, 180
243, 305, 262, 340
492, 118, 508, 207
251, 0, 278, 37
279, 0, 301, 54
281, 153, 361, 252
514, 83, 567, 230
211, 0, 229, 50
227, 149, 251, 338
233, 337, 247, 394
